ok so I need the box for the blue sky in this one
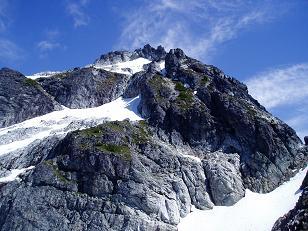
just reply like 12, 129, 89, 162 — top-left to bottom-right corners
0, 0, 308, 139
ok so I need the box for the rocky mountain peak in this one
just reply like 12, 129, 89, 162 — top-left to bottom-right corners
94, 44, 166, 67
0, 45, 307, 231
134, 44, 167, 61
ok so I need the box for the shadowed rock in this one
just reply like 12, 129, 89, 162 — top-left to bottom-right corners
0, 68, 61, 128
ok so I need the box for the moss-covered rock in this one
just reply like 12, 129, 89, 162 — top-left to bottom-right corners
24, 78, 39, 87
96, 143, 131, 161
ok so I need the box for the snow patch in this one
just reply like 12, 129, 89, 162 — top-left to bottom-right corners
26, 71, 62, 79
0, 96, 143, 156
94, 57, 152, 75
182, 154, 202, 163
178, 166, 308, 231
0, 166, 35, 183
159, 61, 166, 76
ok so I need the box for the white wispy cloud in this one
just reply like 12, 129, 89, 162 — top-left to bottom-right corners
0, 1, 24, 62
0, 0, 8, 32
0, 38, 23, 61
285, 110, 308, 140
37, 41, 61, 52
66, 0, 90, 28
117, 0, 285, 61
246, 63, 308, 109
246, 63, 308, 140
36, 29, 64, 58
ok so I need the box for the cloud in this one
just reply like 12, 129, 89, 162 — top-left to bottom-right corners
117, 0, 284, 61
36, 29, 64, 58
246, 63, 308, 109
0, 38, 23, 61
0, 0, 9, 32
0, 1, 24, 63
246, 63, 308, 140
37, 41, 61, 52
285, 111, 308, 140
66, 0, 90, 28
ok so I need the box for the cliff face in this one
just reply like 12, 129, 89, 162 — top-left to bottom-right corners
0, 45, 306, 231
0, 68, 61, 128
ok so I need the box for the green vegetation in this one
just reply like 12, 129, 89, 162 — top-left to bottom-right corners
78, 121, 152, 160
149, 75, 170, 103
80, 127, 102, 137
175, 82, 187, 91
149, 75, 166, 89
246, 107, 257, 118
132, 123, 150, 145
44, 160, 69, 183
178, 91, 193, 101
54, 72, 69, 79
106, 120, 130, 132
96, 143, 131, 161
24, 78, 38, 87
173, 81, 194, 109
201, 75, 209, 85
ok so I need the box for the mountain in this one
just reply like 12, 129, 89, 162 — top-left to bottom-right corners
0, 45, 307, 231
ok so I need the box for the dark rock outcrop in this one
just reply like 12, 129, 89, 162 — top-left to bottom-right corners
304, 136, 308, 145
0, 68, 61, 128
134, 48, 306, 193
38, 67, 130, 109
94, 44, 166, 66
134, 44, 166, 61
272, 170, 308, 231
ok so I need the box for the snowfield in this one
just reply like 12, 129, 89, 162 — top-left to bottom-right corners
26, 71, 62, 79
0, 166, 35, 183
0, 96, 143, 157
178, 166, 308, 231
94, 57, 152, 75
0, 96, 143, 183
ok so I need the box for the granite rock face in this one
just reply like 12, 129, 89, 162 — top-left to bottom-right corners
0, 121, 213, 230
272, 170, 308, 231
0, 68, 61, 128
38, 67, 130, 109
203, 152, 245, 206
0, 45, 307, 230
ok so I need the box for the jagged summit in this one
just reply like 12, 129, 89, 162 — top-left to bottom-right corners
94, 44, 167, 66
0, 45, 307, 231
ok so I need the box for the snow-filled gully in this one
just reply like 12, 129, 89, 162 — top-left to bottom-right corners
178, 166, 307, 231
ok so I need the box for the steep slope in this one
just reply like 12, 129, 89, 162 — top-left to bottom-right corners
178, 166, 307, 231
0, 45, 306, 231
131, 48, 305, 192
0, 68, 61, 128
272, 171, 308, 231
